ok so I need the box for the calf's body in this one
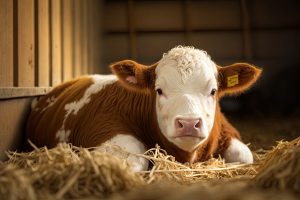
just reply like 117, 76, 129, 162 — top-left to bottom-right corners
27, 46, 261, 170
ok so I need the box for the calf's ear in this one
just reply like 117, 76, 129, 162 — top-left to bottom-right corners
110, 60, 156, 91
218, 63, 262, 96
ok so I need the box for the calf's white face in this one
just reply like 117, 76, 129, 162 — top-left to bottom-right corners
111, 46, 261, 154
154, 47, 218, 152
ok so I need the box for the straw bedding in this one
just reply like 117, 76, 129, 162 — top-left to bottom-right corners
0, 137, 299, 200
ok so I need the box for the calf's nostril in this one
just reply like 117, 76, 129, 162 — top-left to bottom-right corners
176, 119, 184, 128
179, 122, 183, 128
194, 120, 201, 128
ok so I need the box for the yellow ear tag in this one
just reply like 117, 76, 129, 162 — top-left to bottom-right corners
227, 74, 239, 87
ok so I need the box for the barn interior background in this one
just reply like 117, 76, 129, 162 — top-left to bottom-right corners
0, 0, 300, 158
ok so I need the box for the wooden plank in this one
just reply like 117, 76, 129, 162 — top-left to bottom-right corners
18, 0, 35, 87
0, 98, 32, 160
38, 0, 50, 86
250, 0, 300, 28
51, 0, 62, 86
70, 0, 75, 78
241, 0, 253, 60
0, 87, 52, 99
182, 0, 191, 45
95, 0, 104, 74
190, 32, 244, 60
74, 0, 82, 77
188, 1, 241, 30
103, 35, 129, 65
87, 0, 94, 74
135, 1, 183, 31
253, 30, 300, 59
82, 0, 88, 75
128, 0, 137, 59
137, 33, 185, 63
103, 1, 127, 32
62, 0, 73, 81
0, 0, 14, 87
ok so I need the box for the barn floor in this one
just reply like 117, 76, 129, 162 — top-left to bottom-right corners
229, 115, 300, 150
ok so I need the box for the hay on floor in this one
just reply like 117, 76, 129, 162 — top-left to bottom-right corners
0, 137, 299, 200
254, 137, 300, 192
138, 145, 258, 183
1, 143, 143, 199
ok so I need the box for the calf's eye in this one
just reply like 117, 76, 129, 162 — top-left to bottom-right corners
156, 88, 163, 95
210, 88, 217, 96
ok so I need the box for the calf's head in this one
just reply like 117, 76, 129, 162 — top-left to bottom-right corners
111, 46, 261, 152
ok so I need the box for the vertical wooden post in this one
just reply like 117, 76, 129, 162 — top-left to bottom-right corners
18, 0, 35, 87
71, 0, 75, 78
38, 0, 50, 87
183, 0, 191, 45
51, 0, 62, 86
74, 0, 82, 78
96, 0, 104, 74
127, 0, 137, 60
0, 0, 14, 86
62, 0, 73, 81
82, 0, 88, 75
87, 0, 95, 74
241, 0, 253, 60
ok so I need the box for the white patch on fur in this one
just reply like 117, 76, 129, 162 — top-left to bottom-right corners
155, 46, 218, 152
40, 96, 58, 113
224, 138, 253, 164
56, 129, 71, 143
56, 75, 117, 142
98, 134, 148, 172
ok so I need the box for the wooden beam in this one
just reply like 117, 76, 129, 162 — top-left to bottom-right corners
0, 87, 52, 99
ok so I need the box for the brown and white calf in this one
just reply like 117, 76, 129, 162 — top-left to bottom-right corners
26, 46, 261, 171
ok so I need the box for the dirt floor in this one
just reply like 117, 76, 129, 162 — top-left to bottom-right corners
229, 116, 300, 150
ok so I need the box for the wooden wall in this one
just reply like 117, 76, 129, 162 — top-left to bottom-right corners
0, 0, 103, 91
0, 0, 103, 159
102, 0, 300, 76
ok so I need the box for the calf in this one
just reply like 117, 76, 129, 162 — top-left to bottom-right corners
26, 46, 261, 171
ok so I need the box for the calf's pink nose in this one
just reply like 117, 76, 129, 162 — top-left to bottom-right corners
175, 118, 204, 138
175, 118, 201, 129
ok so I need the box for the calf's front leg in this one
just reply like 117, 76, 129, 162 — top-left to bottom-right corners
223, 138, 253, 164
220, 115, 253, 164
98, 134, 149, 172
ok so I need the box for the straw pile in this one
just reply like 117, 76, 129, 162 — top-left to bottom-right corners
139, 145, 258, 183
0, 137, 299, 200
254, 137, 300, 192
0, 143, 143, 200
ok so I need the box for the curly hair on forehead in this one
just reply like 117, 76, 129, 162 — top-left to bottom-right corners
158, 46, 217, 83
